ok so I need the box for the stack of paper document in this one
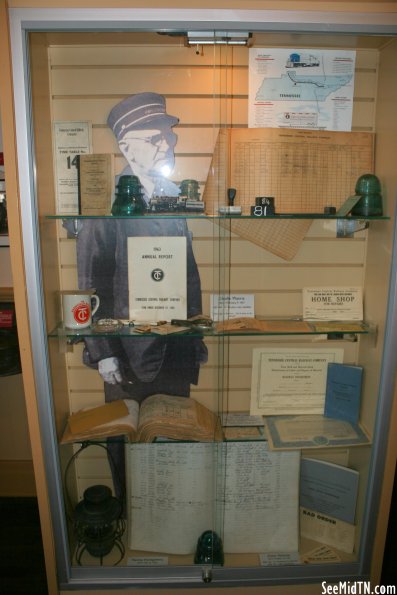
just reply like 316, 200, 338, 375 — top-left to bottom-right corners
299, 457, 359, 553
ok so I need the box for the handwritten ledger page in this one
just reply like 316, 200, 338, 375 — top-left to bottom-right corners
220, 442, 299, 553
127, 442, 299, 555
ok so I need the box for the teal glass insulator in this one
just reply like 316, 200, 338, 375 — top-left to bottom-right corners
194, 530, 224, 566
351, 174, 383, 216
111, 175, 146, 215
179, 179, 200, 200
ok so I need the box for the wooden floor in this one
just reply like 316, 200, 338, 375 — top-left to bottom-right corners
381, 470, 397, 585
0, 498, 48, 595
0, 491, 395, 594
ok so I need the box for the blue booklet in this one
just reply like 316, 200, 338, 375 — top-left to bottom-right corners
300, 457, 359, 524
324, 362, 363, 424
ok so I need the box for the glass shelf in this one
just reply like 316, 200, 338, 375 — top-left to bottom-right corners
49, 320, 370, 339
59, 436, 266, 444
45, 213, 390, 221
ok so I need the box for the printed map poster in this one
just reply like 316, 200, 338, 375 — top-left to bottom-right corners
249, 49, 356, 131
128, 236, 187, 322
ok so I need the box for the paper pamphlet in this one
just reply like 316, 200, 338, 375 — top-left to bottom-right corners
324, 362, 363, 424
216, 317, 312, 333
78, 153, 114, 215
301, 545, 341, 564
303, 287, 363, 321
300, 507, 355, 554
128, 236, 187, 322
300, 457, 359, 524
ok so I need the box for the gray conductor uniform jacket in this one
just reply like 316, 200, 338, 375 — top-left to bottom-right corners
76, 217, 208, 388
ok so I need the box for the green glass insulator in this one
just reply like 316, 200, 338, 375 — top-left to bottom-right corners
351, 174, 383, 216
355, 173, 381, 195
111, 175, 146, 215
179, 179, 200, 200
194, 530, 224, 566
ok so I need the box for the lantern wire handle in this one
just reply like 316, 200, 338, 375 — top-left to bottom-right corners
63, 440, 126, 565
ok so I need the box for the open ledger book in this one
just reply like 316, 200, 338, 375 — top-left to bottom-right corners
61, 394, 222, 444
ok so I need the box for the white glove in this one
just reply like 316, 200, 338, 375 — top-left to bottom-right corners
98, 357, 123, 385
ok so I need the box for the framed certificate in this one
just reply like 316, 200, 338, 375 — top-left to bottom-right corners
250, 347, 344, 416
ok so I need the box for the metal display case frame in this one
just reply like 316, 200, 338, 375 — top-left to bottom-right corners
3, 4, 397, 591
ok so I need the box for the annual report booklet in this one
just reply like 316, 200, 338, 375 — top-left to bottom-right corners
127, 441, 300, 555
324, 362, 363, 424
127, 236, 187, 322
60, 395, 221, 444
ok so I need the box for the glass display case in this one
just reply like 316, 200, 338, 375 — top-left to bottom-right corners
4, 5, 397, 592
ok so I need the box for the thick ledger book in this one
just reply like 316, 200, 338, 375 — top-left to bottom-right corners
61, 394, 222, 444
324, 362, 363, 424
300, 457, 359, 524
127, 441, 300, 555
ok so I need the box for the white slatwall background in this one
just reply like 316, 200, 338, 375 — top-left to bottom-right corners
49, 39, 377, 499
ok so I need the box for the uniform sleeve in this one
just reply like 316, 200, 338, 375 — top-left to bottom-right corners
76, 219, 124, 363
186, 228, 203, 317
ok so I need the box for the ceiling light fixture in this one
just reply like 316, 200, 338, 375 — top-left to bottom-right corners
187, 31, 251, 46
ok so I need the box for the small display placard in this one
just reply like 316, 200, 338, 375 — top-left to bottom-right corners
250, 204, 275, 217
211, 294, 254, 321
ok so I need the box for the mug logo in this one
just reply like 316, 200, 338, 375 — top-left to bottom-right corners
151, 268, 164, 282
72, 301, 90, 324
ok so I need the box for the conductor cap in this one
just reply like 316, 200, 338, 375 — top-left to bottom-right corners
107, 92, 179, 140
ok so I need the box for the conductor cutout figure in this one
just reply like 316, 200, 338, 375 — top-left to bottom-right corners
75, 93, 208, 501
108, 91, 181, 200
